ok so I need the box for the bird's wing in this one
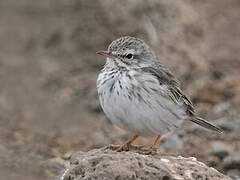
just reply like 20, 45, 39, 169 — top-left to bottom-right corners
140, 65, 195, 116
140, 64, 223, 133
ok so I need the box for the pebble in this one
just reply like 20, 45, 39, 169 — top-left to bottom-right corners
211, 141, 233, 160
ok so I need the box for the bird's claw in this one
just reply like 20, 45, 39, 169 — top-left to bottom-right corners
116, 142, 132, 152
139, 147, 157, 155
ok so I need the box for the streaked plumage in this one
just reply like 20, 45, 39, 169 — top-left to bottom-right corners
97, 36, 222, 153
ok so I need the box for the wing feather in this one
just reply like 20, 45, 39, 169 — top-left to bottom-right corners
140, 63, 222, 133
140, 64, 194, 115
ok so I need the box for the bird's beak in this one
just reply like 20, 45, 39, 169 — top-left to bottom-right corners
96, 50, 116, 59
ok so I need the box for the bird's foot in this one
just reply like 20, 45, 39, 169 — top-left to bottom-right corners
108, 135, 140, 152
108, 143, 143, 152
116, 142, 135, 152
139, 146, 158, 155
107, 143, 131, 152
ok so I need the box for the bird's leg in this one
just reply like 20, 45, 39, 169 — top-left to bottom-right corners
142, 135, 163, 155
116, 135, 139, 152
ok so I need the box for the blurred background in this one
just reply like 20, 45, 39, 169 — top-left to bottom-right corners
0, 0, 240, 179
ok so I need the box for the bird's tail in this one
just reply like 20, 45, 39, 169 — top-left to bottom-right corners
190, 116, 223, 133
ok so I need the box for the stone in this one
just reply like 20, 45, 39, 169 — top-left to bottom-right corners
60, 147, 231, 180
211, 141, 233, 160
223, 153, 240, 179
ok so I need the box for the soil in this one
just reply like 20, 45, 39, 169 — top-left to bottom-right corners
0, 0, 239, 179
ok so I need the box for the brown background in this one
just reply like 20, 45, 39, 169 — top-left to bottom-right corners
0, 0, 240, 179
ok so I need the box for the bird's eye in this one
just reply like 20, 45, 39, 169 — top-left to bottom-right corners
126, 53, 133, 59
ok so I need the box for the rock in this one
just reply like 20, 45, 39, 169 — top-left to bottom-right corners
223, 153, 240, 179
226, 169, 240, 180
60, 147, 231, 180
211, 141, 233, 160
223, 153, 240, 171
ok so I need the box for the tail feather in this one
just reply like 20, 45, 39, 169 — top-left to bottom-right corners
190, 116, 223, 133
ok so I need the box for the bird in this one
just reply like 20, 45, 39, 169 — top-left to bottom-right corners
96, 36, 222, 154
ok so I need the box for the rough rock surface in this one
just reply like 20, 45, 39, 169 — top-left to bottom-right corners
60, 147, 231, 180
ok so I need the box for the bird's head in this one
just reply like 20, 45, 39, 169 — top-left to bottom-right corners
97, 36, 156, 68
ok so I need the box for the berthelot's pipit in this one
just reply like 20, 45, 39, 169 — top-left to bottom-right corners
96, 36, 222, 154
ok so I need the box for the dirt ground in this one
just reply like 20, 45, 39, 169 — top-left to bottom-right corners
0, 0, 239, 179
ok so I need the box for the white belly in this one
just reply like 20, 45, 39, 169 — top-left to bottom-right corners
97, 70, 188, 137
